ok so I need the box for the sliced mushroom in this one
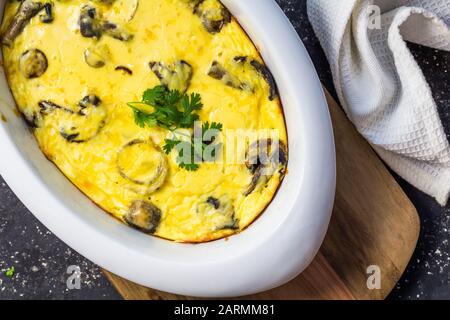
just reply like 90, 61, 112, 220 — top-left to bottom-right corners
206, 196, 220, 210
125, 0, 139, 22
39, 3, 54, 24
1, 0, 43, 46
59, 121, 105, 143
207, 61, 253, 92
193, 0, 231, 34
102, 21, 133, 41
79, 5, 102, 38
117, 139, 168, 194
59, 130, 82, 143
115, 65, 133, 75
210, 57, 278, 100
220, 218, 239, 230
244, 168, 263, 197
124, 200, 162, 234
39, 96, 106, 143
79, 94, 102, 111
149, 60, 193, 93
60, 122, 105, 143
84, 44, 109, 68
250, 60, 278, 101
19, 49, 48, 79
79, 5, 133, 41
22, 109, 41, 129
197, 195, 239, 231
39, 100, 75, 115
244, 139, 287, 196
233, 56, 248, 64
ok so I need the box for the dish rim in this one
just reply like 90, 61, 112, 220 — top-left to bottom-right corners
0, 0, 336, 297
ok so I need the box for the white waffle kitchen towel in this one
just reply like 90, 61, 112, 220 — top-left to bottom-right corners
307, 0, 450, 205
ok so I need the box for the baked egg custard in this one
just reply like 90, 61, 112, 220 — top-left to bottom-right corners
1, 0, 288, 242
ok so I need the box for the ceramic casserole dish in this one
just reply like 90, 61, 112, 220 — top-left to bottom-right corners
0, 0, 335, 297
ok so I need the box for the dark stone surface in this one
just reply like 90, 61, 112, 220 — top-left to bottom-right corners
0, 178, 121, 299
0, 0, 449, 299
387, 43, 450, 300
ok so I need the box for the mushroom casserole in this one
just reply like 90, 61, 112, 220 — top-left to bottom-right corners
1, 0, 288, 242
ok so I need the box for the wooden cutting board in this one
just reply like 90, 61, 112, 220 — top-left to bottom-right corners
103, 89, 420, 300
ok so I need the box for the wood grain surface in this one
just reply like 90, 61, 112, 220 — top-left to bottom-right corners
103, 90, 420, 300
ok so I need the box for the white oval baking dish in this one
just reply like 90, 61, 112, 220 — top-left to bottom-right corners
0, 0, 335, 297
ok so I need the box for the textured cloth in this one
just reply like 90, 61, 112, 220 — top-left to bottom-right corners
307, 0, 450, 205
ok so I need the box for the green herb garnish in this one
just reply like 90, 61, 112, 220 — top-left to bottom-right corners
128, 85, 203, 130
163, 122, 223, 171
162, 138, 181, 155
128, 86, 223, 171
5, 266, 15, 278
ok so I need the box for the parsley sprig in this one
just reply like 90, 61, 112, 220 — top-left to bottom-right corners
128, 86, 222, 171
127, 85, 203, 130
163, 122, 223, 171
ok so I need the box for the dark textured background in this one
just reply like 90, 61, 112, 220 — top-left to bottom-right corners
0, 0, 449, 300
